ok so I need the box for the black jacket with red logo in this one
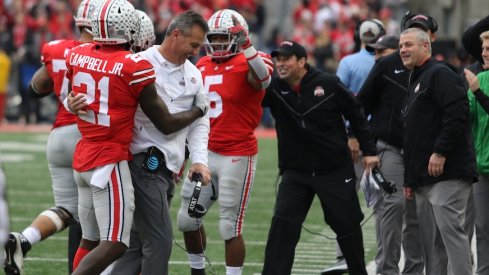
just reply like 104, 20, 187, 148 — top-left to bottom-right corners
402, 58, 477, 188
262, 65, 376, 175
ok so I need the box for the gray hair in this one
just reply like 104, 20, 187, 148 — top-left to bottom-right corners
401, 27, 432, 54
480, 30, 489, 42
166, 10, 209, 37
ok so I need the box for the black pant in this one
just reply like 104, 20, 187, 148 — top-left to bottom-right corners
262, 168, 367, 275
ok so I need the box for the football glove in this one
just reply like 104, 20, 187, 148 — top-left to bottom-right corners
228, 15, 252, 50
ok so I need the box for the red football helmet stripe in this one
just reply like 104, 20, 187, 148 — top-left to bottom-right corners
213, 9, 225, 29
81, 0, 90, 19
98, 0, 113, 39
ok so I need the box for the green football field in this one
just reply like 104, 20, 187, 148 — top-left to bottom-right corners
0, 132, 377, 274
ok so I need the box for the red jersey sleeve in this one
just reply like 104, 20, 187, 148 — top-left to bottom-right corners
41, 39, 83, 128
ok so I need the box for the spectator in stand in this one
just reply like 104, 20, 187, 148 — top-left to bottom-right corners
292, 8, 316, 58
0, 47, 10, 124
314, 2, 335, 34
378, 7, 400, 35
331, 15, 355, 59
48, 0, 74, 41
313, 20, 338, 74
0, 5, 14, 55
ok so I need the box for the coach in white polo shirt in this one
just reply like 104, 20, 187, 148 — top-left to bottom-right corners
110, 11, 211, 275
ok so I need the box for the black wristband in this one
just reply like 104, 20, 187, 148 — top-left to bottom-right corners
28, 81, 51, 98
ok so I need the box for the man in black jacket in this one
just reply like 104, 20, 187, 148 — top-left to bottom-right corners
354, 13, 440, 275
400, 27, 477, 275
261, 41, 379, 275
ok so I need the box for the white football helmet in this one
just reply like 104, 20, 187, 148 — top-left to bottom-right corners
74, 0, 102, 28
133, 10, 155, 52
90, 0, 138, 45
204, 9, 249, 61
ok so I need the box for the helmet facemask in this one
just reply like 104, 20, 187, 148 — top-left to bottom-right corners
204, 32, 239, 61
204, 9, 248, 61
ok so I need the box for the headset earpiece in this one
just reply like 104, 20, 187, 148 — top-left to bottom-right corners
401, 11, 438, 33
188, 173, 207, 218
428, 15, 438, 32
400, 11, 413, 31
357, 19, 386, 43
370, 19, 386, 38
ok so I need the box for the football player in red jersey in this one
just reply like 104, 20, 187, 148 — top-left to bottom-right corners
176, 9, 273, 275
3, 1, 100, 274
64, 1, 206, 274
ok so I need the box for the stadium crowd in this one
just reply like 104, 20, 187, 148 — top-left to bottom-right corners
0, 0, 474, 126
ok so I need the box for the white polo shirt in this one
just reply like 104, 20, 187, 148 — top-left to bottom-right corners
130, 45, 209, 173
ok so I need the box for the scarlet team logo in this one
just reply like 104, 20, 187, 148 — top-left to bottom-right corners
314, 86, 325, 96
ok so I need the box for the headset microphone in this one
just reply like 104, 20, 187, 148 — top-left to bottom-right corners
188, 173, 207, 218
371, 167, 397, 194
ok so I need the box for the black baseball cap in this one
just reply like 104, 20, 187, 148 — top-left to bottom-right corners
366, 35, 399, 52
401, 12, 438, 32
271, 41, 307, 59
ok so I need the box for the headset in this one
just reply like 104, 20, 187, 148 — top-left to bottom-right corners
400, 11, 438, 32
188, 173, 207, 218
354, 18, 386, 43
187, 173, 217, 218
370, 167, 397, 194
151, 171, 217, 275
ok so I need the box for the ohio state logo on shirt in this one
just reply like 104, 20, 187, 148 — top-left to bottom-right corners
314, 86, 325, 96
